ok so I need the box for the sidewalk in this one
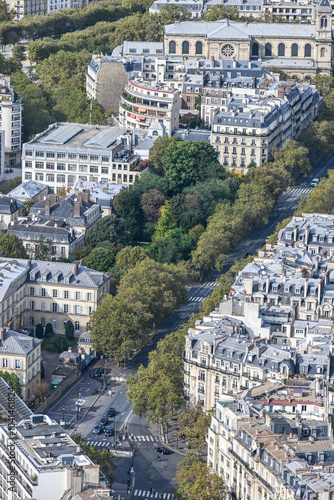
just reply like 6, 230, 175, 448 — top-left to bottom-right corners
148, 419, 189, 457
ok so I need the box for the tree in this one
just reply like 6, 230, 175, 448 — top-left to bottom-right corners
113, 245, 148, 277
22, 199, 35, 217
300, 120, 334, 158
174, 453, 227, 500
295, 169, 334, 215
0, 176, 22, 194
12, 44, 26, 64
150, 228, 192, 264
153, 200, 176, 238
149, 135, 175, 174
0, 0, 14, 22
65, 321, 74, 341
90, 258, 189, 361
72, 433, 116, 484
161, 140, 224, 193
205, 4, 239, 21
270, 140, 310, 176
0, 233, 27, 258
35, 323, 44, 339
126, 329, 186, 440
84, 247, 116, 272
45, 323, 53, 338
177, 404, 213, 453
85, 214, 131, 249
0, 371, 21, 398
33, 237, 53, 261
32, 381, 49, 404
140, 189, 166, 222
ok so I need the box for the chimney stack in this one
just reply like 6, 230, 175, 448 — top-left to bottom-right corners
74, 263, 78, 276
45, 198, 51, 215
82, 189, 90, 204
74, 201, 81, 217
0, 327, 5, 342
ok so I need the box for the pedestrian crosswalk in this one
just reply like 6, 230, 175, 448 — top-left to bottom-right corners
290, 188, 313, 195
86, 435, 159, 447
204, 281, 220, 287
133, 490, 176, 499
188, 296, 204, 302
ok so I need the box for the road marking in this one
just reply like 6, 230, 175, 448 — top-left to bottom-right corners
150, 436, 154, 441
134, 490, 138, 496
146, 436, 150, 441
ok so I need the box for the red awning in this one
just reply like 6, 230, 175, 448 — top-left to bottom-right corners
130, 113, 136, 118
137, 115, 146, 121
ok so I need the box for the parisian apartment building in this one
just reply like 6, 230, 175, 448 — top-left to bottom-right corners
0, 257, 112, 336
182, 213, 334, 498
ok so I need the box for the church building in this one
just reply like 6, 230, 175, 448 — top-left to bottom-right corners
164, 0, 333, 79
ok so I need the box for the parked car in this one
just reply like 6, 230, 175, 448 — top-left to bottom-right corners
106, 407, 115, 417
154, 446, 169, 455
311, 178, 320, 187
104, 427, 115, 437
99, 416, 108, 426
93, 424, 103, 435
90, 368, 103, 378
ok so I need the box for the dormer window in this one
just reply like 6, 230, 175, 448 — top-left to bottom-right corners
320, 236, 324, 243
286, 232, 292, 240
272, 284, 278, 292
312, 235, 317, 242
295, 287, 300, 294
284, 286, 290, 293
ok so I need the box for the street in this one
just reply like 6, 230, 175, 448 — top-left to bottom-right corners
44, 150, 334, 497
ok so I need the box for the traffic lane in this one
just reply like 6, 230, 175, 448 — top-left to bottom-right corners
45, 373, 102, 423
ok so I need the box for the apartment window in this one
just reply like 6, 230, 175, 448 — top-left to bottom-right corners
61, 247, 66, 255
90, 154, 99, 162
29, 287, 35, 296
29, 300, 36, 310
46, 162, 55, 170
29, 316, 34, 326
79, 165, 87, 172
101, 167, 108, 174
41, 288, 46, 297
35, 161, 44, 169
79, 154, 88, 161
68, 164, 77, 171
68, 175, 76, 186
57, 175, 65, 183
25, 172, 32, 180
75, 292, 81, 300
15, 360, 21, 369
25, 150, 32, 156
101, 155, 109, 163
41, 302, 45, 311
52, 290, 57, 298
64, 290, 69, 299
41, 317, 45, 327
199, 371, 205, 381
64, 304, 69, 313
46, 151, 55, 158
57, 163, 66, 170
52, 303, 58, 312
251, 149, 255, 156
2, 359, 8, 368
52, 319, 57, 329
68, 153, 77, 160
46, 174, 54, 182
75, 321, 80, 331
74, 305, 81, 314
57, 152, 66, 159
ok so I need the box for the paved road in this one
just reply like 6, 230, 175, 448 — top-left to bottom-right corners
45, 151, 334, 495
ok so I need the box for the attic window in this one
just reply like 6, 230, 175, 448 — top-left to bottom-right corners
286, 232, 292, 240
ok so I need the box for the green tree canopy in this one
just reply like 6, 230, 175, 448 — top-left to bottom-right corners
0, 233, 27, 258
84, 247, 116, 272
177, 403, 213, 453
113, 245, 148, 277
90, 258, 189, 360
65, 321, 74, 340
0, 371, 21, 398
174, 453, 227, 500
73, 433, 116, 483
205, 4, 240, 20
161, 140, 224, 193
140, 189, 166, 222
126, 329, 186, 439
85, 214, 131, 249
150, 227, 192, 264
153, 200, 176, 238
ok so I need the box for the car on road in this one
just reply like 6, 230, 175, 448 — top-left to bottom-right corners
90, 368, 103, 378
104, 427, 115, 437
93, 424, 103, 435
99, 416, 108, 426
106, 407, 115, 417
311, 178, 320, 187
154, 446, 169, 455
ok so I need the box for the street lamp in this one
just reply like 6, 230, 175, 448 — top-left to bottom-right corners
62, 407, 66, 426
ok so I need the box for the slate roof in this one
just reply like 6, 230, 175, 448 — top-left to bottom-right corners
21, 259, 111, 289
164, 19, 316, 38
0, 196, 21, 214
0, 329, 41, 356
8, 181, 47, 200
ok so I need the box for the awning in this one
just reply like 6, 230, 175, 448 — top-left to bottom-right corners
130, 113, 136, 118
137, 115, 146, 121
138, 107, 146, 113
